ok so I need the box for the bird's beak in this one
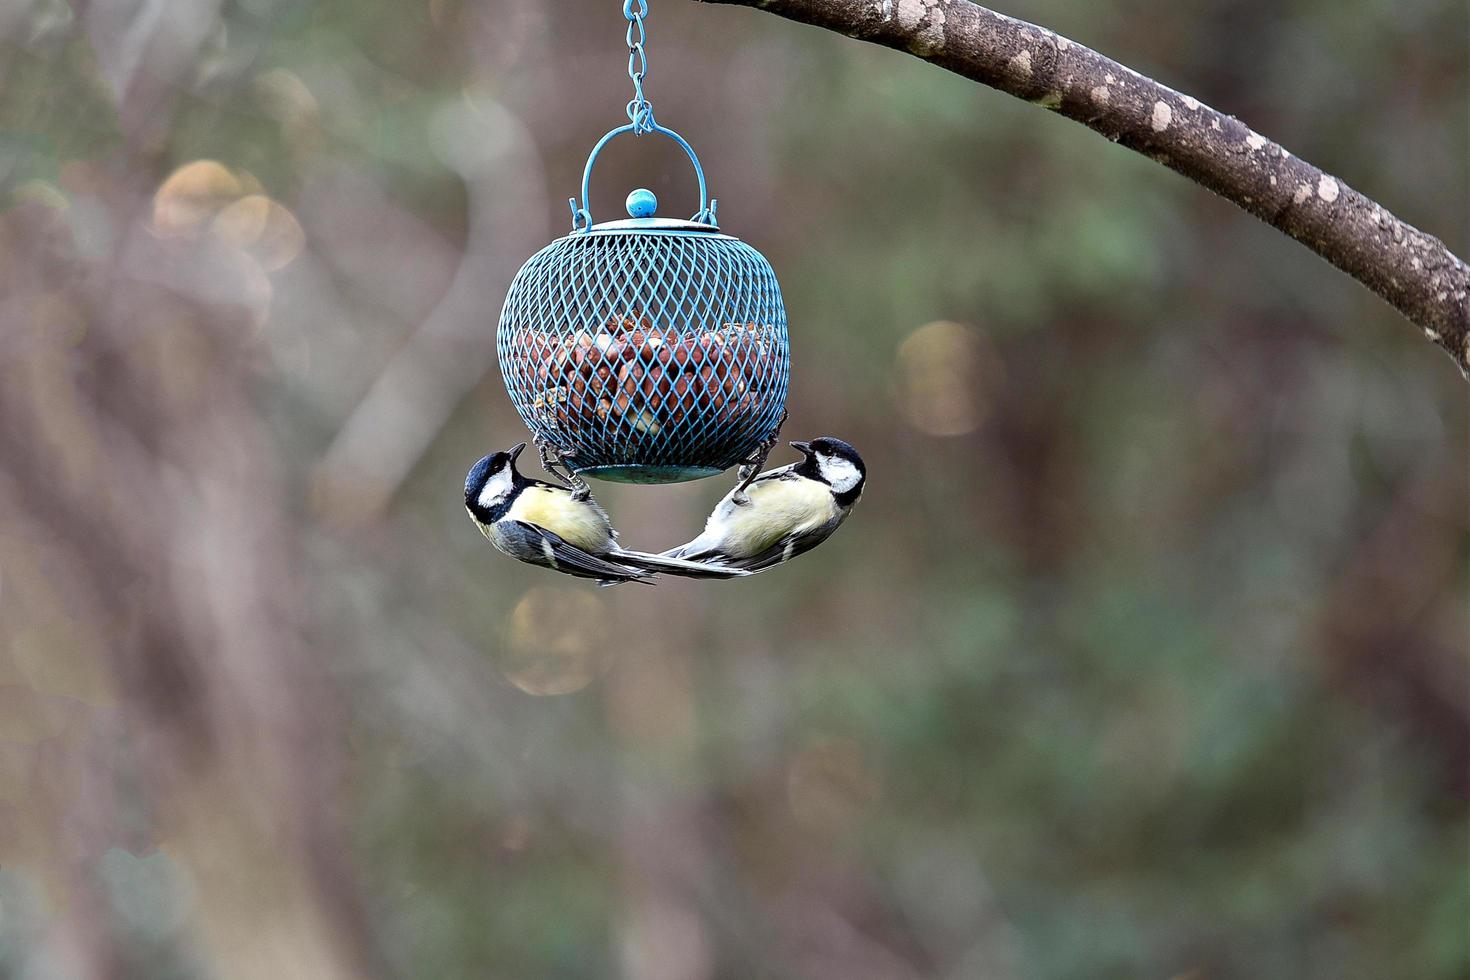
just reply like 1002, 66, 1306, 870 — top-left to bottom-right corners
509, 442, 526, 461
789, 440, 813, 455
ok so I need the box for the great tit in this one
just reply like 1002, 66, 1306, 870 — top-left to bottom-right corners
464, 444, 748, 585
660, 437, 866, 575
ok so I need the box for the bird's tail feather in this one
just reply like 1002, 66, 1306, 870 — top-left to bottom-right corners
659, 545, 711, 563
597, 574, 655, 588
616, 549, 748, 580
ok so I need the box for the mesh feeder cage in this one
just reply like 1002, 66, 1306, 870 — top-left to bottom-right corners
497, 115, 790, 484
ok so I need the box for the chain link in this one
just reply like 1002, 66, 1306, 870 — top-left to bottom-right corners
623, 0, 655, 133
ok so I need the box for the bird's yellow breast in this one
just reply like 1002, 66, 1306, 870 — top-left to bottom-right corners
726, 477, 836, 555
506, 487, 612, 551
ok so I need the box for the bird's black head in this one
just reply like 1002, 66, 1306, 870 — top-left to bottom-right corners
464, 442, 526, 520
791, 437, 866, 505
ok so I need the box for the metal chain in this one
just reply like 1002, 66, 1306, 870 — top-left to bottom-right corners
623, 0, 655, 133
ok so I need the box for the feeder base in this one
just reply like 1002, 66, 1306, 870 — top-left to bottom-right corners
575, 463, 725, 485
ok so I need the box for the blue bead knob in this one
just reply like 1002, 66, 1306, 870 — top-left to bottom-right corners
626, 188, 657, 218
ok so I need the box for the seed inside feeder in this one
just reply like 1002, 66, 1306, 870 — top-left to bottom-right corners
520, 312, 779, 440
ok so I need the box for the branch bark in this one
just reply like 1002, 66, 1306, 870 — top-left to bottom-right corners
695, 0, 1470, 377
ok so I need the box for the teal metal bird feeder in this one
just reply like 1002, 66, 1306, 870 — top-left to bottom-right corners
496, 0, 790, 484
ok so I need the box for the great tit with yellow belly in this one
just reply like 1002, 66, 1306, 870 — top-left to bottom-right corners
464, 444, 749, 585
660, 437, 865, 575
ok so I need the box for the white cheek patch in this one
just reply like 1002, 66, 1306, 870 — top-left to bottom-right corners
477, 467, 514, 508
817, 455, 862, 494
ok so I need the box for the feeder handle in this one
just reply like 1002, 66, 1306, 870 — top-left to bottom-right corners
570, 122, 716, 231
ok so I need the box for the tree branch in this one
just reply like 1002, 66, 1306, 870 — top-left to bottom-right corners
695, 0, 1470, 376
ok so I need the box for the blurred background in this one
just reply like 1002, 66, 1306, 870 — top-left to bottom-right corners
1, 0, 1466, 977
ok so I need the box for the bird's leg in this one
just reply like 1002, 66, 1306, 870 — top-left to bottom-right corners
534, 436, 573, 487
732, 452, 768, 505
535, 435, 593, 500
731, 410, 787, 505
565, 469, 593, 502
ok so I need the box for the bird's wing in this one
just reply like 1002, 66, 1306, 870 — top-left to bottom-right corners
663, 471, 817, 563
708, 514, 847, 573
500, 521, 649, 581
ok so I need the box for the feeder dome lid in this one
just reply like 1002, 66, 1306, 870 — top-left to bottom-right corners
587, 216, 726, 235
584, 188, 725, 236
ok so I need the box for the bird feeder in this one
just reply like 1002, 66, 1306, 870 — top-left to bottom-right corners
496, 1, 790, 484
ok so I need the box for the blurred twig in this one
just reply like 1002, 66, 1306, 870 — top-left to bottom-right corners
313, 98, 550, 525
695, 0, 1470, 376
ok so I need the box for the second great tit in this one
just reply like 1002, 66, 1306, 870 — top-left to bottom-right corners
465, 444, 749, 585
659, 437, 866, 575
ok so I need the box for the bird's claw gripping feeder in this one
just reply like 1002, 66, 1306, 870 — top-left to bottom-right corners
496, 0, 790, 495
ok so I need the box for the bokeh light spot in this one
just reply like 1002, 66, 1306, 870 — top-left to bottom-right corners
151, 161, 242, 238
894, 320, 996, 437
252, 68, 318, 127
503, 587, 609, 695
212, 195, 305, 271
